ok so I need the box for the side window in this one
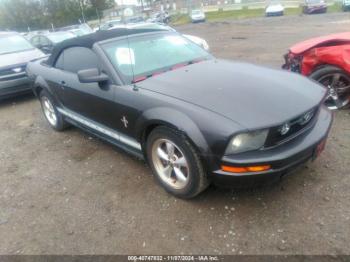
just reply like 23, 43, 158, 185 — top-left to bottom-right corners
62, 47, 100, 74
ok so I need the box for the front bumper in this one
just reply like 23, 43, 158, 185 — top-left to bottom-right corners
266, 11, 284, 16
211, 106, 333, 187
191, 17, 206, 22
0, 75, 32, 99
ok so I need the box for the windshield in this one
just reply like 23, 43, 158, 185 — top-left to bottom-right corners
102, 33, 211, 83
0, 35, 34, 55
192, 10, 202, 15
306, 0, 323, 4
47, 33, 75, 43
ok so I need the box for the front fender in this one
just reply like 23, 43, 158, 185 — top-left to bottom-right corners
135, 107, 211, 156
33, 76, 63, 107
33, 75, 49, 96
302, 44, 350, 76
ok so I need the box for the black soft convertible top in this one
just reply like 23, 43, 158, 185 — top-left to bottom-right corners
46, 28, 165, 66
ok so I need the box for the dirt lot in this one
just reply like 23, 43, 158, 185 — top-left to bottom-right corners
1, 13, 350, 255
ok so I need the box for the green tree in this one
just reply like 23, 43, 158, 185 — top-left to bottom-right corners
0, 0, 43, 31
0, 0, 115, 31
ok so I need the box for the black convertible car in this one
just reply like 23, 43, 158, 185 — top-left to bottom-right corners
27, 29, 332, 198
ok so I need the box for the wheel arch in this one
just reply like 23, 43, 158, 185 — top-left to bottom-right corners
135, 107, 211, 159
309, 64, 343, 76
33, 76, 62, 106
33, 76, 50, 97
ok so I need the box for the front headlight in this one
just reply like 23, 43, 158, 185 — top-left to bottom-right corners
225, 129, 269, 155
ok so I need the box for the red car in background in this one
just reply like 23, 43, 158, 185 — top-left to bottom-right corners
283, 32, 350, 110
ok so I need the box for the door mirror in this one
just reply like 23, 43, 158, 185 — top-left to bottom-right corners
41, 45, 53, 54
78, 68, 109, 83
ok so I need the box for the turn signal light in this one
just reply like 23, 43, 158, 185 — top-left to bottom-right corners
221, 165, 271, 173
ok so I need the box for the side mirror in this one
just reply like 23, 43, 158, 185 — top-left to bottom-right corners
78, 68, 109, 83
41, 45, 53, 53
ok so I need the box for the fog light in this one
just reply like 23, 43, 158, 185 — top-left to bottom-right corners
221, 165, 271, 173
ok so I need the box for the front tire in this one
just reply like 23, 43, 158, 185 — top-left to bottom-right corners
39, 90, 68, 131
146, 126, 209, 199
310, 66, 350, 110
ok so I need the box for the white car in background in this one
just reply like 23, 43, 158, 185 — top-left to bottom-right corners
265, 1, 284, 16
108, 22, 210, 51
190, 9, 206, 23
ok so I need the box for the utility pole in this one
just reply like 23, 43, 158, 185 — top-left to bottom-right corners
79, 0, 86, 23
96, 7, 101, 24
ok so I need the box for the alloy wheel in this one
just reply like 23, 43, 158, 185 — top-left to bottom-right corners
318, 72, 350, 110
41, 96, 57, 126
151, 139, 190, 190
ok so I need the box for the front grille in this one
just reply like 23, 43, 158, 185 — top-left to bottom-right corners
0, 64, 27, 81
264, 107, 318, 148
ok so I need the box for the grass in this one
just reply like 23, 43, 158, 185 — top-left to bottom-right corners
205, 7, 265, 20
328, 2, 343, 12
171, 14, 191, 25
171, 3, 344, 25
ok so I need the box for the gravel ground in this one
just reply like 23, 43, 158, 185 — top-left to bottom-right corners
0, 13, 350, 255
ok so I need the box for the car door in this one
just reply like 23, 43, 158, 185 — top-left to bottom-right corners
51, 47, 120, 129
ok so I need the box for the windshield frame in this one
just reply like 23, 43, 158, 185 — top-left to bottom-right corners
191, 10, 202, 15
0, 34, 35, 55
98, 31, 213, 85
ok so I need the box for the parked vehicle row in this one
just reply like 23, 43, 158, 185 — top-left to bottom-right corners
56, 23, 94, 36
264, 0, 348, 17
30, 31, 76, 54
25, 28, 333, 198
147, 11, 171, 24
105, 22, 210, 51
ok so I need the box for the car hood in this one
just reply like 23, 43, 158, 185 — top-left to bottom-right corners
139, 59, 326, 129
290, 32, 350, 55
0, 48, 45, 69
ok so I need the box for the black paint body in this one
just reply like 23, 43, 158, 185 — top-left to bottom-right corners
27, 31, 333, 187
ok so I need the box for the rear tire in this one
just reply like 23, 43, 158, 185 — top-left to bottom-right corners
146, 126, 209, 199
310, 65, 350, 110
39, 90, 69, 131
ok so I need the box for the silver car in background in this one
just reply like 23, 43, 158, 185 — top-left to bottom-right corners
190, 9, 206, 23
0, 32, 45, 99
